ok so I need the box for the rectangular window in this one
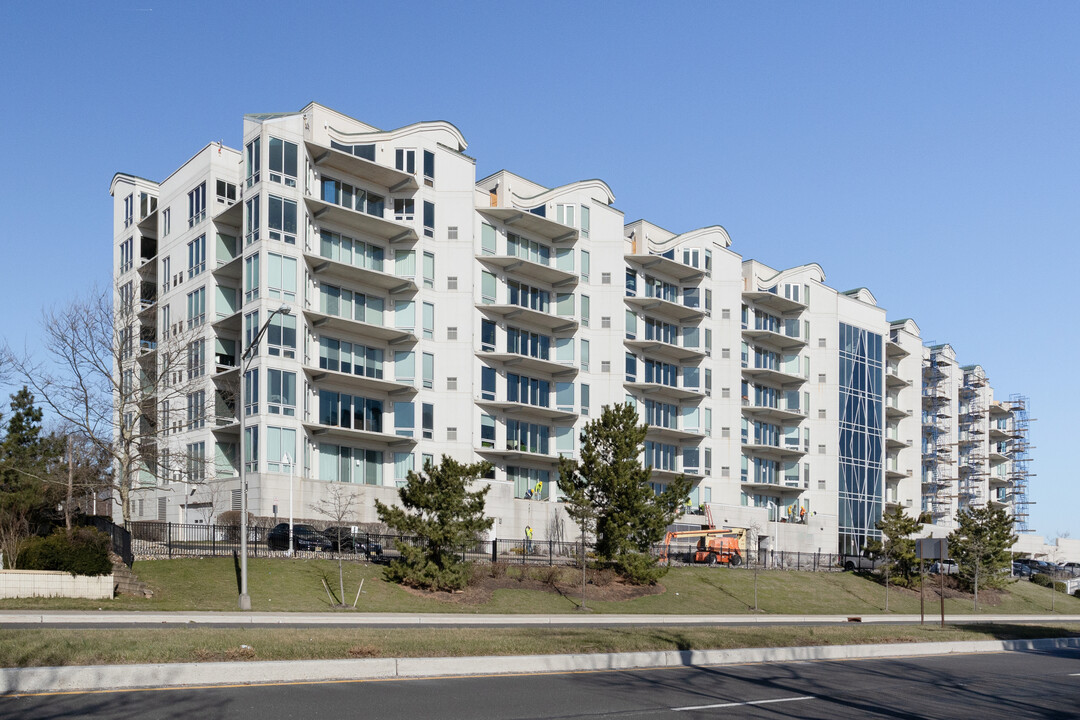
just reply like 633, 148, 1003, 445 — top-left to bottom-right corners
395, 148, 416, 174
245, 195, 260, 245
244, 253, 259, 303
580, 205, 590, 238
186, 287, 206, 328
422, 403, 434, 440
267, 312, 296, 358
267, 369, 296, 416
394, 452, 414, 484
267, 253, 297, 302
268, 137, 298, 186
394, 401, 415, 437
481, 319, 496, 352
265, 427, 296, 473
580, 295, 590, 327
245, 137, 260, 187
581, 384, 590, 416
123, 194, 134, 227
395, 300, 415, 330
422, 352, 434, 389
580, 339, 589, 372
187, 235, 206, 278
215, 180, 237, 205
187, 390, 206, 430
162, 208, 171, 238
119, 238, 133, 273
267, 195, 297, 244
423, 150, 435, 186
581, 250, 590, 282
244, 426, 258, 473
395, 350, 415, 384
244, 369, 258, 416
481, 366, 496, 400
481, 271, 497, 304
188, 182, 206, 228
423, 201, 435, 237
422, 252, 435, 288
187, 339, 205, 379
422, 302, 434, 339
394, 197, 415, 221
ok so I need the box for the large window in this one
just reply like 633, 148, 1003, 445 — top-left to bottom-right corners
267, 312, 296, 358
119, 238, 133, 273
509, 466, 550, 500
187, 391, 206, 430
507, 326, 550, 360
506, 420, 549, 455
507, 373, 550, 408
187, 235, 206, 278
319, 337, 383, 378
267, 195, 297, 244
268, 137, 297, 187
318, 390, 383, 433
187, 182, 206, 228
186, 287, 205, 328
838, 322, 884, 555
245, 195, 260, 245
244, 254, 259, 303
319, 230, 384, 271
267, 253, 297, 301
319, 444, 382, 485
265, 427, 296, 472
267, 369, 296, 416
319, 283, 385, 325
321, 176, 384, 217
245, 137, 260, 187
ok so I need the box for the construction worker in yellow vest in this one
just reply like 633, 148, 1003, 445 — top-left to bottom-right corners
525, 525, 534, 554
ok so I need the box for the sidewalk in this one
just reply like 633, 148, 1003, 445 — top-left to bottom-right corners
3, 610, 1080, 625
3, 635, 1079, 694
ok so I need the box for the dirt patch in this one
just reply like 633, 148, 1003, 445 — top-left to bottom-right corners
397, 567, 665, 605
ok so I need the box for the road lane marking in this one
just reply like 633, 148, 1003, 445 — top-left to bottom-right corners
673, 695, 815, 711
1069, 673, 1080, 676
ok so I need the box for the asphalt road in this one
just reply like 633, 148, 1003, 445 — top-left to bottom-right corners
4, 647, 1079, 720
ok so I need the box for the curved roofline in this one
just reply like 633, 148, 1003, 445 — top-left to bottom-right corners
510, 178, 615, 207
646, 224, 733, 250
758, 263, 826, 285
889, 318, 922, 336
325, 120, 468, 152
841, 286, 878, 305
110, 172, 159, 196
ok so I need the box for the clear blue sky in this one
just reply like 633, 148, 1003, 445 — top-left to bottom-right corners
1, 2, 1075, 538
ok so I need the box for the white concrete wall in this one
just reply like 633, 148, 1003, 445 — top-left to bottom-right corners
0, 571, 113, 599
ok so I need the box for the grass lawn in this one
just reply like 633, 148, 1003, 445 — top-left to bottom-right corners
1, 622, 1077, 667
0, 558, 1078, 616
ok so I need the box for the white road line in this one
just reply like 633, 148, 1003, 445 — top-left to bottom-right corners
1069, 673, 1080, 676
672, 695, 816, 712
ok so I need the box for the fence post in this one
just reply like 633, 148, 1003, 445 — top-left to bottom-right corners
167, 522, 172, 559
491, 538, 498, 564
549, 539, 553, 566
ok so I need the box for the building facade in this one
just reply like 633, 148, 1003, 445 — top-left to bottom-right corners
110, 103, 1032, 553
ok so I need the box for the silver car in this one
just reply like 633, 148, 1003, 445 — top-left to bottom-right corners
929, 559, 959, 575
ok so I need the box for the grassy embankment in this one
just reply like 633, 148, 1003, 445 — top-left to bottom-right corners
1, 557, 1078, 616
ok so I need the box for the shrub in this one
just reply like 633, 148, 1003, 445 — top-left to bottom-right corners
1054, 581, 1068, 593
1031, 573, 1053, 588
217, 511, 255, 542
17, 527, 112, 576
615, 552, 668, 586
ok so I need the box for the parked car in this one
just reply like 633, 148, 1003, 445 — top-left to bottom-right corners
266, 523, 332, 552
929, 559, 959, 575
1012, 562, 1033, 578
1059, 562, 1080, 577
321, 526, 383, 557
841, 554, 883, 572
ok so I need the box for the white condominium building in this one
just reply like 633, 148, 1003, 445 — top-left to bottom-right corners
110, 103, 1031, 553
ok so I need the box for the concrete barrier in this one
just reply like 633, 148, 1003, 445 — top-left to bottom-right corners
0, 571, 113, 600
3, 636, 1079, 695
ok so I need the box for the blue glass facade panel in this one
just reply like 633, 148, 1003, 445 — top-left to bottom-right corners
838, 322, 884, 555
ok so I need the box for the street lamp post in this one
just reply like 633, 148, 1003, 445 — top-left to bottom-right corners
283, 451, 294, 558
237, 304, 291, 611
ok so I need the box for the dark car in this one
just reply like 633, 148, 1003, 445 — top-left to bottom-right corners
1012, 562, 1033, 578
322, 526, 383, 557
266, 523, 332, 552
840, 554, 884, 572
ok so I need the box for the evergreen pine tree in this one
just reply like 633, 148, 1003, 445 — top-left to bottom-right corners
375, 455, 493, 591
948, 505, 1017, 607
558, 403, 690, 582
869, 507, 922, 586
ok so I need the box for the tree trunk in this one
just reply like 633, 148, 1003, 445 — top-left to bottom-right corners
65, 435, 74, 534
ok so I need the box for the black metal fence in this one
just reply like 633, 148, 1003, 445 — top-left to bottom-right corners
78, 516, 133, 567
125, 520, 849, 572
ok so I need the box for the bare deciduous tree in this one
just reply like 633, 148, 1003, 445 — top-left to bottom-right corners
5, 285, 215, 524
313, 482, 360, 607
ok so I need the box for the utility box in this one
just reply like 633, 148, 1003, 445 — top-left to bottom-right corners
916, 538, 948, 560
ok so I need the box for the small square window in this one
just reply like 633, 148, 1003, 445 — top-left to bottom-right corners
601, 361, 611, 373
721, 466, 730, 477
601, 316, 611, 329
448, 326, 458, 340
721, 348, 730, 359
721, 387, 730, 399
818, 338, 826, 348
818, 444, 826, 454
601, 272, 611, 285
818, 479, 827, 490
818, 374, 827, 383
818, 409, 827, 419
721, 427, 730, 438
447, 377, 458, 391
447, 226, 458, 240
447, 276, 458, 290
721, 308, 731, 320
447, 427, 457, 441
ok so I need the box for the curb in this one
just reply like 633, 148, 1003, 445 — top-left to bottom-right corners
2, 636, 1079, 695
3, 611, 1080, 626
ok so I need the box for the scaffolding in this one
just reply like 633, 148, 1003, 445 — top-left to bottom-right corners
921, 352, 953, 521
957, 371, 987, 507
1006, 394, 1034, 533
